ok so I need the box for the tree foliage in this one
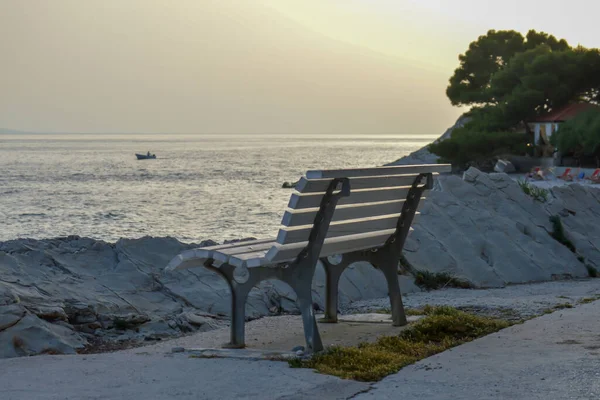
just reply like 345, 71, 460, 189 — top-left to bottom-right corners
447, 30, 570, 107
432, 29, 600, 169
550, 109, 600, 157
428, 129, 528, 170
447, 29, 600, 127
490, 46, 600, 127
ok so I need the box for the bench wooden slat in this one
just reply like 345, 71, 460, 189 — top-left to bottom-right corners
211, 241, 277, 263
305, 164, 450, 179
231, 228, 413, 268
267, 228, 403, 264
166, 239, 273, 271
228, 250, 272, 268
277, 213, 420, 244
199, 238, 274, 251
289, 187, 412, 210
281, 198, 425, 227
296, 173, 439, 193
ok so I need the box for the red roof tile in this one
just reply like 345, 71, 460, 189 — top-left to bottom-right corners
532, 103, 600, 122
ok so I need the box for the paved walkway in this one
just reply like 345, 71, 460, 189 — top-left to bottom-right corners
0, 352, 369, 400
1, 301, 599, 400
355, 301, 600, 400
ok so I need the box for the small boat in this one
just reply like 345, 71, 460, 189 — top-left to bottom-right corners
136, 152, 156, 160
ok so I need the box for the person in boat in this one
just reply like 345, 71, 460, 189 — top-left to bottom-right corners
147, 151, 151, 157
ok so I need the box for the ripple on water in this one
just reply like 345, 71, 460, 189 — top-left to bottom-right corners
0, 134, 430, 241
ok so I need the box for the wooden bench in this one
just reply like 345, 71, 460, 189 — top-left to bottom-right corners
165, 163, 450, 352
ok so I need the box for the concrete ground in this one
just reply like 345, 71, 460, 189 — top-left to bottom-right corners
0, 352, 369, 400
355, 300, 600, 400
126, 314, 418, 356
1, 281, 600, 400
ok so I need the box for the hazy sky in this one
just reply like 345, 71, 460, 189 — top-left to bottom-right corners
1, 0, 598, 134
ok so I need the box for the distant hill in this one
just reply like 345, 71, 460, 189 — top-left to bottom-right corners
0, 128, 35, 134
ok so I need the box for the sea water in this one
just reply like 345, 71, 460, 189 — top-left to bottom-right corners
0, 133, 435, 242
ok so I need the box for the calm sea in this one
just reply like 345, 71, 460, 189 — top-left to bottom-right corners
0, 133, 435, 242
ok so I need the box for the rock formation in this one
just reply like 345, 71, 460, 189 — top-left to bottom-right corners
1, 169, 598, 358
0, 236, 413, 358
405, 168, 598, 288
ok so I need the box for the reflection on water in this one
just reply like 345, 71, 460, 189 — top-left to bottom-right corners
0, 133, 434, 242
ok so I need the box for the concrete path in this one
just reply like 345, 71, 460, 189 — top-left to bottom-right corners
355, 301, 600, 400
0, 352, 368, 400
1, 300, 599, 400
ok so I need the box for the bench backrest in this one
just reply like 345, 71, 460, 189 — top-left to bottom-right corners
265, 164, 450, 263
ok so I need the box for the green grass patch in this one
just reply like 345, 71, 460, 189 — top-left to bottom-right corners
577, 296, 600, 305
517, 180, 549, 202
112, 317, 140, 331
405, 308, 426, 316
549, 215, 576, 253
553, 303, 574, 310
413, 270, 473, 290
374, 308, 426, 316
290, 306, 510, 381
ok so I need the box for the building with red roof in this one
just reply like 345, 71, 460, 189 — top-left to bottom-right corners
529, 103, 600, 153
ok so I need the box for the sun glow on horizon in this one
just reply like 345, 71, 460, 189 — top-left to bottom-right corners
1, 0, 598, 134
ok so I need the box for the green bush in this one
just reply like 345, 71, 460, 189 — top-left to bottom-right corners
551, 108, 600, 158
549, 215, 576, 252
413, 270, 473, 290
517, 180, 549, 202
429, 128, 528, 170
586, 265, 598, 278
290, 306, 510, 381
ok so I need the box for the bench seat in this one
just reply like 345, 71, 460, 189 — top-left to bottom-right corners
165, 238, 275, 270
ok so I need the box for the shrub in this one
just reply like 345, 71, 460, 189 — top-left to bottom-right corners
553, 303, 574, 310
578, 295, 600, 304
551, 108, 600, 158
290, 306, 510, 381
549, 215, 576, 252
113, 317, 136, 330
586, 265, 598, 278
429, 128, 528, 170
413, 270, 473, 290
517, 180, 549, 202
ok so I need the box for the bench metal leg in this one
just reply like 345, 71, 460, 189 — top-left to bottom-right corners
294, 285, 324, 352
322, 253, 408, 326
378, 258, 408, 326
321, 260, 346, 323
225, 284, 251, 349
215, 262, 325, 352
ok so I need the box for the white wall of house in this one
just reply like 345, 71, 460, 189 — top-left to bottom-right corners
533, 122, 559, 145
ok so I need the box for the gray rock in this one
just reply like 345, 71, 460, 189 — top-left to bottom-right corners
0, 235, 418, 358
0, 314, 86, 358
404, 168, 595, 287
282, 180, 299, 189
0, 304, 26, 331
493, 159, 516, 173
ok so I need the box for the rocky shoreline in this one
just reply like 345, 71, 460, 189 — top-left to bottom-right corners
1, 167, 599, 358
0, 235, 414, 358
